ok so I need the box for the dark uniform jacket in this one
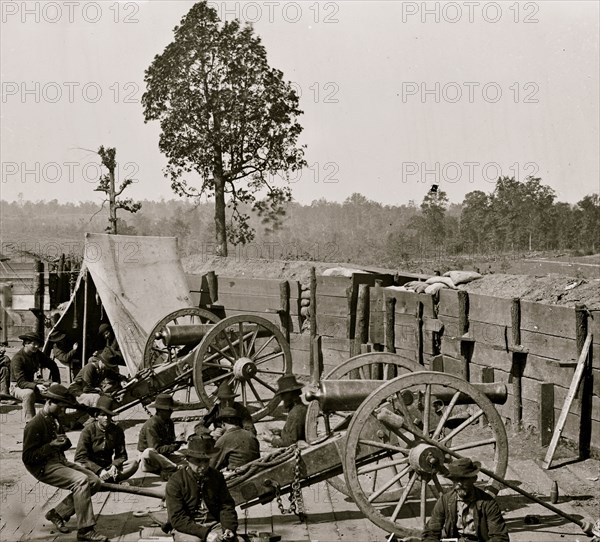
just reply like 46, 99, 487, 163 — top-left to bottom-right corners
11, 348, 61, 389
421, 487, 510, 542
166, 466, 237, 539
203, 401, 256, 434
211, 426, 260, 470
52, 342, 78, 366
272, 402, 307, 448
138, 415, 177, 455
68, 361, 123, 396
22, 410, 72, 477
75, 421, 127, 474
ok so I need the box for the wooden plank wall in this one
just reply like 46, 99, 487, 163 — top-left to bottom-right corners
185, 272, 599, 454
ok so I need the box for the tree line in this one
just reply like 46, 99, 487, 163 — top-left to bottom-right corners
1, 177, 598, 267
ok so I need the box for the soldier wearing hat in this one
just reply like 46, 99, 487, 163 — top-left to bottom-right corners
210, 406, 260, 472
98, 323, 120, 354
22, 384, 109, 542
202, 381, 256, 438
75, 395, 139, 483
9, 331, 61, 422
138, 393, 187, 478
166, 436, 238, 542
261, 374, 307, 448
68, 349, 127, 408
422, 457, 509, 542
49, 329, 81, 377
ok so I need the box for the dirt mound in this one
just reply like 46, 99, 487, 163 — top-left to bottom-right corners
463, 274, 600, 308
182, 255, 600, 308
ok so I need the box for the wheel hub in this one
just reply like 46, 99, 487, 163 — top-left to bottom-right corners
233, 357, 257, 380
408, 443, 446, 474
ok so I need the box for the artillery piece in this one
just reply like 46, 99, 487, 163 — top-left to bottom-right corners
103, 349, 597, 539
109, 308, 292, 419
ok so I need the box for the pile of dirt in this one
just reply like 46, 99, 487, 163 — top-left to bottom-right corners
182, 255, 600, 308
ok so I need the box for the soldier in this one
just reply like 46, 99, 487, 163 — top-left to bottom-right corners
261, 374, 307, 448
48, 330, 81, 377
68, 349, 126, 408
75, 395, 139, 483
22, 383, 108, 542
0, 341, 17, 404
98, 323, 120, 354
421, 457, 509, 542
201, 381, 256, 438
138, 394, 186, 479
10, 332, 61, 423
166, 437, 238, 542
210, 407, 260, 472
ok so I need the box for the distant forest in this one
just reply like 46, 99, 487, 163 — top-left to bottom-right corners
1, 177, 598, 268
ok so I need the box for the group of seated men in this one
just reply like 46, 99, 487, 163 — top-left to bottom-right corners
13, 326, 509, 542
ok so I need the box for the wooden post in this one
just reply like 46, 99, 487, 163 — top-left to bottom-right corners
510, 297, 524, 429
415, 300, 424, 366
82, 269, 89, 368
354, 284, 370, 354
0, 286, 8, 344
311, 335, 323, 385
481, 367, 495, 427
457, 290, 470, 381
206, 271, 218, 304
346, 285, 354, 355
279, 280, 291, 343
309, 267, 317, 377
385, 296, 396, 354
370, 280, 384, 347
539, 382, 555, 447
576, 304, 591, 458
34, 259, 45, 340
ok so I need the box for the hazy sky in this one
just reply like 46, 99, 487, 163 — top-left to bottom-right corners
1, 0, 598, 208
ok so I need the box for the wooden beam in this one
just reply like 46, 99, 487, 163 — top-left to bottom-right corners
539, 382, 555, 447
279, 280, 290, 344
385, 296, 396, 355
309, 267, 317, 375
576, 305, 592, 458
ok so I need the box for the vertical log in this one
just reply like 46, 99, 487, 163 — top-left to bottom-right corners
457, 290, 469, 336
279, 280, 291, 343
0, 286, 8, 343
350, 284, 369, 378
539, 382, 555, 447
346, 285, 354, 356
510, 297, 524, 429
576, 304, 591, 458
481, 367, 495, 427
311, 335, 323, 385
385, 296, 396, 354
415, 300, 424, 366
369, 280, 384, 346
309, 267, 317, 376
206, 271, 218, 304
34, 259, 45, 339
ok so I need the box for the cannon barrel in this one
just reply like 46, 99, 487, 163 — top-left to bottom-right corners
304, 380, 507, 412
160, 323, 276, 346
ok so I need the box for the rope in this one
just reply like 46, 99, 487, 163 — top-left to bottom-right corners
225, 446, 297, 487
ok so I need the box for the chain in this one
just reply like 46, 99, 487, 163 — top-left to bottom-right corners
273, 445, 305, 521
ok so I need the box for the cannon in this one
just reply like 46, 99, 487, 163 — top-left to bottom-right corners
103, 354, 597, 538
109, 308, 293, 420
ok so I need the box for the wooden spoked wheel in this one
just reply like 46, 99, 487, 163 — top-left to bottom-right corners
193, 315, 292, 421
143, 308, 220, 368
305, 352, 424, 496
344, 372, 508, 538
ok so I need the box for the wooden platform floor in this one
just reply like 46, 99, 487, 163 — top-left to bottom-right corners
1, 402, 598, 542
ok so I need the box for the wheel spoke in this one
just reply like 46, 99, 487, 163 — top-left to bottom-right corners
392, 391, 419, 433
390, 470, 417, 521
430, 474, 443, 498
238, 323, 245, 356
358, 456, 409, 475
358, 365, 369, 380
203, 372, 232, 387
420, 476, 428, 528
440, 409, 484, 444
254, 350, 284, 365
252, 375, 277, 393
372, 408, 414, 445
250, 334, 276, 360
204, 346, 235, 364
221, 330, 239, 359
247, 379, 266, 407
368, 465, 411, 503
449, 437, 497, 452
245, 327, 260, 356
256, 368, 286, 376
432, 390, 460, 439
358, 439, 410, 455
241, 381, 247, 405
422, 384, 432, 435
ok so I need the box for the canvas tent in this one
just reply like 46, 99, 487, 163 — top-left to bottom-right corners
47, 233, 193, 375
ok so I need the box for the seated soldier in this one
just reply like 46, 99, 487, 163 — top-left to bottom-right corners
22, 383, 108, 542
138, 394, 186, 479
166, 437, 238, 542
75, 395, 139, 483
202, 381, 256, 438
261, 374, 307, 448
0, 341, 17, 404
48, 330, 82, 377
68, 349, 126, 408
10, 332, 61, 423
422, 457, 509, 542
210, 407, 260, 472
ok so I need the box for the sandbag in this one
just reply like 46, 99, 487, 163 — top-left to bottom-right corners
443, 270, 482, 285
425, 276, 456, 289
425, 282, 447, 295
322, 267, 365, 277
